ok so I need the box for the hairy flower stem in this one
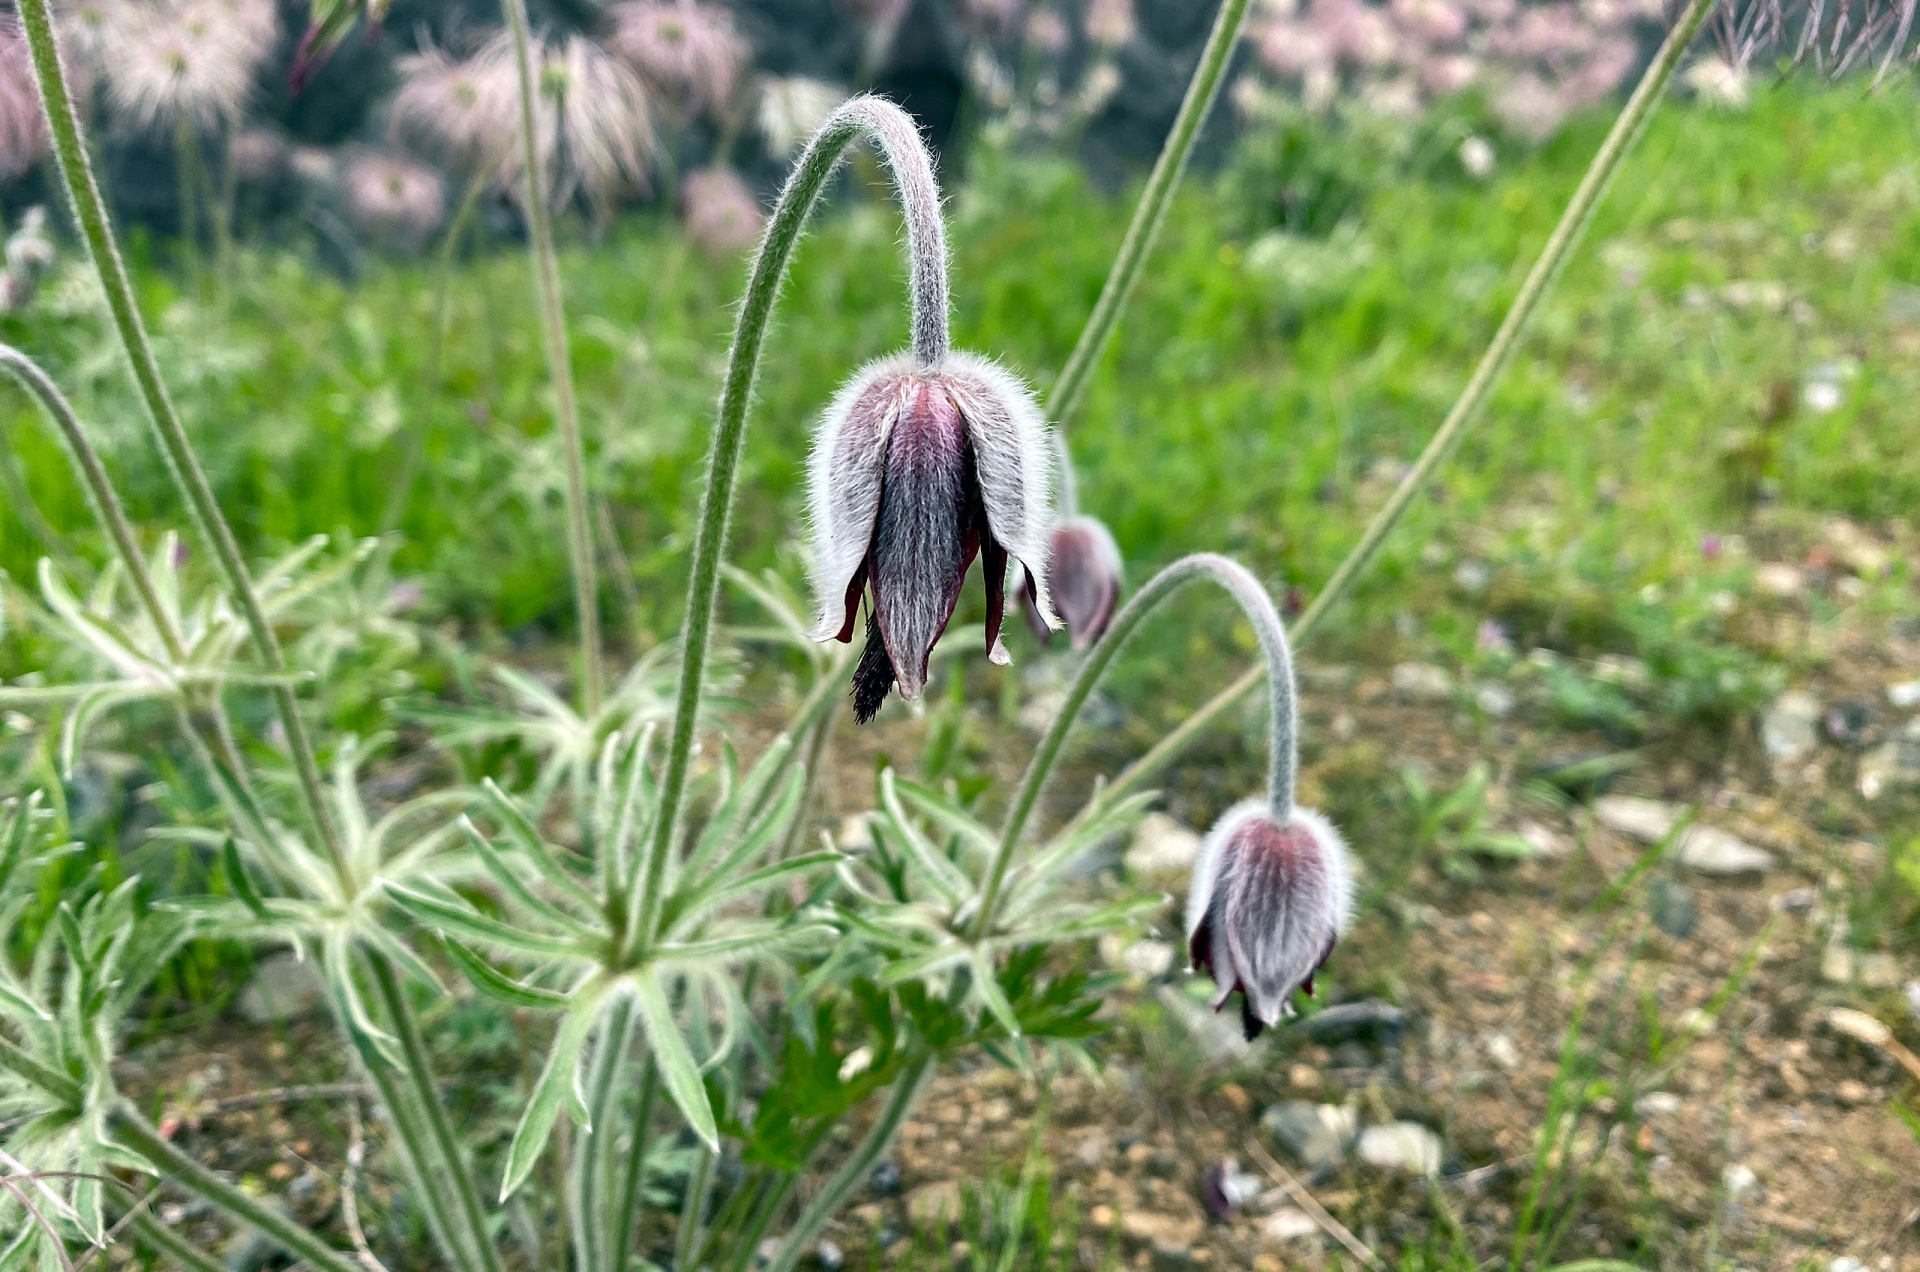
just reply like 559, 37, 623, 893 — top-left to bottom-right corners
608, 1057, 659, 1272
640, 96, 948, 943
366, 953, 504, 1272
501, 0, 604, 716
574, 998, 635, 1272
16, 0, 344, 878
1046, 0, 1251, 432
763, 1052, 935, 1272
130, 1213, 227, 1272
355, 1044, 480, 1272
112, 1108, 364, 1272
1085, 0, 1721, 818
975, 554, 1294, 937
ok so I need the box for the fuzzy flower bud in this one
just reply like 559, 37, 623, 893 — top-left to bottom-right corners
1185, 800, 1353, 1041
809, 351, 1059, 723
1020, 514, 1122, 651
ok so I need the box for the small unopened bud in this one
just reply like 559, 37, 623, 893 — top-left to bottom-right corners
1019, 515, 1122, 651
1185, 800, 1353, 1040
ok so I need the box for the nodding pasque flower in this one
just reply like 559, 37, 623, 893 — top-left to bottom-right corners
809, 351, 1059, 723
1175, 557, 1352, 1041
1020, 514, 1122, 651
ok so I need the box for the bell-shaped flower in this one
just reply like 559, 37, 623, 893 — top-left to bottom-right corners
1185, 799, 1353, 1040
1019, 515, 1123, 651
808, 351, 1058, 723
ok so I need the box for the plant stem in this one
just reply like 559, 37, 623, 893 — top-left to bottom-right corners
640, 96, 948, 943
764, 1052, 934, 1272
111, 1108, 363, 1272
354, 1045, 479, 1272
500, 0, 603, 716
975, 554, 1293, 936
130, 1212, 227, 1272
0, 1035, 80, 1105
365, 952, 505, 1272
0, 344, 185, 664
607, 1056, 659, 1272
16, 0, 344, 877
574, 996, 635, 1272
1084, 0, 1721, 816
1046, 0, 1251, 430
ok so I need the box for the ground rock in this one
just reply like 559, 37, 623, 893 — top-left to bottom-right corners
906, 1180, 963, 1229
1261, 1208, 1318, 1241
1298, 1000, 1407, 1046
1761, 690, 1821, 762
1126, 813, 1202, 880
1591, 797, 1773, 876
1355, 1122, 1444, 1175
236, 952, 325, 1025
1859, 718, 1920, 798
1260, 1101, 1356, 1170
1391, 662, 1453, 702
1120, 1212, 1202, 1250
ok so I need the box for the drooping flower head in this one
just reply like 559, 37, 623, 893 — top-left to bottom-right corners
809, 352, 1058, 722
1186, 801, 1353, 1040
610, 0, 746, 116
1171, 556, 1352, 1040
1020, 514, 1122, 651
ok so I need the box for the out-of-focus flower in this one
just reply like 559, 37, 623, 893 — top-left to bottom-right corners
1564, 35, 1634, 106
1256, 21, 1334, 77
680, 166, 763, 254
1027, 7, 1071, 53
1019, 515, 1122, 651
808, 352, 1058, 723
757, 75, 845, 156
1311, 0, 1399, 65
1392, 0, 1466, 43
962, 0, 1025, 39
0, 206, 54, 314
55, 0, 121, 73
1363, 75, 1421, 118
102, 0, 278, 131
1492, 72, 1566, 142
1072, 61, 1124, 116
610, 0, 746, 115
341, 149, 446, 248
1684, 54, 1750, 107
1422, 52, 1480, 95
289, 144, 334, 184
840, 0, 909, 23
1186, 801, 1353, 1040
229, 127, 291, 182
540, 34, 659, 217
1457, 133, 1495, 177
1084, 0, 1136, 47
1474, 617, 1513, 655
391, 41, 517, 181
1489, 3, 1594, 58
0, 20, 48, 182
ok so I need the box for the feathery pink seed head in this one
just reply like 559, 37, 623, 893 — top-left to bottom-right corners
1186, 800, 1353, 1040
610, 0, 746, 115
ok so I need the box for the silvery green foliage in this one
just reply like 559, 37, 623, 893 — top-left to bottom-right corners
387, 725, 829, 1195
0, 793, 186, 1264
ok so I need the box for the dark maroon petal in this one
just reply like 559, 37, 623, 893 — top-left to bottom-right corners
870, 382, 978, 699
828, 560, 869, 644
1239, 996, 1265, 1042
1189, 905, 1217, 978
982, 534, 1009, 663
1018, 574, 1052, 646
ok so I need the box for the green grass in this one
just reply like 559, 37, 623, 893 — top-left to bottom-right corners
4, 81, 1915, 671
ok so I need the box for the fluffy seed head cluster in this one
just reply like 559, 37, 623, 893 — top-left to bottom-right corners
1084, 0, 1137, 47
679, 166, 763, 254
756, 75, 846, 156
391, 42, 515, 178
808, 352, 1059, 723
0, 20, 48, 182
610, 0, 747, 115
340, 149, 447, 248
1186, 801, 1354, 1040
229, 126, 290, 181
100, 0, 279, 132
1244, 0, 1648, 138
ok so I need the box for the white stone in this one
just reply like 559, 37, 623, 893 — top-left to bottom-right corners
1518, 821, 1570, 858
1637, 1092, 1682, 1116
1754, 563, 1804, 596
1391, 662, 1453, 702
1119, 939, 1177, 980
1760, 691, 1821, 763
1261, 1208, 1319, 1241
1593, 795, 1679, 842
1485, 1034, 1521, 1071
236, 952, 325, 1025
1723, 1163, 1758, 1198
1591, 797, 1773, 875
1474, 683, 1516, 718
1355, 1123, 1443, 1175
1887, 680, 1920, 709
1125, 813, 1202, 878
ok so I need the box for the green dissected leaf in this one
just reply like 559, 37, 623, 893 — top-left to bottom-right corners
971, 946, 1022, 1041
221, 838, 270, 921
443, 939, 570, 1009
477, 779, 597, 908
321, 936, 402, 1069
655, 923, 834, 965
877, 769, 971, 905
670, 850, 841, 932
381, 880, 586, 959
890, 777, 995, 859
460, 817, 596, 935
735, 990, 904, 1172
632, 969, 719, 1151
501, 992, 601, 1200
1007, 894, 1167, 945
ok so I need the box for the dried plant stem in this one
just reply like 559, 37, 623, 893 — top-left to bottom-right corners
112, 1109, 363, 1272
1086, 0, 1721, 817
976, 554, 1295, 936
501, 0, 603, 716
763, 1052, 934, 1272
340, 1098, 391, 1272
1046, 0, 1251, 430
641, 96, 948, 943
16, 0, 343, 877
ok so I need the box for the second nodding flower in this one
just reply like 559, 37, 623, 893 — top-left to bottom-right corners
808, 350, 1059, 724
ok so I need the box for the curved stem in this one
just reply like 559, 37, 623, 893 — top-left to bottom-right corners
764, 1051, 934, 1272
639, 95, 949, 944
0, 344, 185, 665
975, 554, 1294, 936
500, 0, 603, 716
1045, 0, 1251, 430
1085, 0, 1721, 816
16, 0, 343, 878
